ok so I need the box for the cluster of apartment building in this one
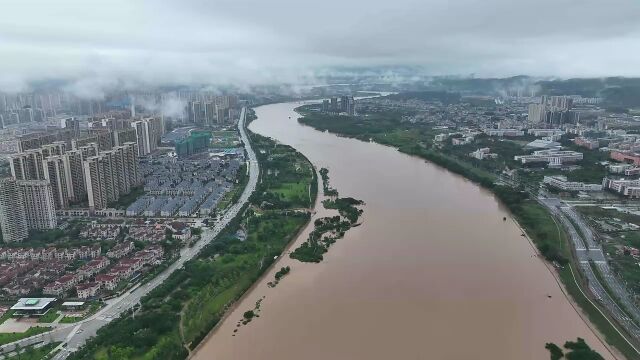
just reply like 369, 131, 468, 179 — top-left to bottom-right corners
528, 96, 578, 125
321, 96, 356, 116
186, 95, 239, 125
0, 140, 141, 242
0, 178, 57, 242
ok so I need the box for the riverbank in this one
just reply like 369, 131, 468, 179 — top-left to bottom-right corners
67, 130, 318, 360
296, 107, 639, 359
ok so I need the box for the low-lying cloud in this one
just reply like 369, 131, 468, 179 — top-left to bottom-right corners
1, 0, 639, 95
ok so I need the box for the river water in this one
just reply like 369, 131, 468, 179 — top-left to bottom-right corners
192, 101, 614, 359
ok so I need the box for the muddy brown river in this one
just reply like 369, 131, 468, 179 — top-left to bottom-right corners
192, 101, 614, 359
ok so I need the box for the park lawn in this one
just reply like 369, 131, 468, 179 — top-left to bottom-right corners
60, 316, 81, 324
245, 215, 306, 244
0, 326, 50, 346
38, 309, 60, 323
269, 181, 309, 206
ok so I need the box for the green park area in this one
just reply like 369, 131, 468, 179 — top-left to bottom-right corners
67, 129, 316, 360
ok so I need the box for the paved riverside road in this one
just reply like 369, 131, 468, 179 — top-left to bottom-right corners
539, 197, 640, 341
0, 107, 259, 360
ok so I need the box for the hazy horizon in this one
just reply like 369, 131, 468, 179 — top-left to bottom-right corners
1, 0, 639, 96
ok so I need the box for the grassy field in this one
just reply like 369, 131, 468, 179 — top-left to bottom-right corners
38, 309, 60, 323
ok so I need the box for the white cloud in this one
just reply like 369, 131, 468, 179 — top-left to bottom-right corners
0, 0, 639, 95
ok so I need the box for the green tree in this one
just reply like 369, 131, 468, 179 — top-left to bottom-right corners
545, 342, 564, 360
545, 338, 604, 360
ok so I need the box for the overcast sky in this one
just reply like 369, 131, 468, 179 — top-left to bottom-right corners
1, 0, 639, 94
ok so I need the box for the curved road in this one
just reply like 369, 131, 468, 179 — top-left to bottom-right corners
0, 107, 259, 359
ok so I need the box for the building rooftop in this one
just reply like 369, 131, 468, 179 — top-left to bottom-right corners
11, 297, 57, 311
525, 139, 561, 149
61, 301, 85, 307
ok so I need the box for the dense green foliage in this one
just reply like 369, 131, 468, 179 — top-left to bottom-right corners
545, 338, 605, 360
322, 197, 364, 224
289, 215, 353, 263
319, 167, 338, 196
69, 128, 316, 360
274, 266, 290, 280
291, 169, 364, 263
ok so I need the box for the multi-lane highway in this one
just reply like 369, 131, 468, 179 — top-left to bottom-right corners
539, 197, 640, 341
0, 107, 259, 359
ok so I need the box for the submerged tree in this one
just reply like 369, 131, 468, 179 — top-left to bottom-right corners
545, 338, 604, 360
